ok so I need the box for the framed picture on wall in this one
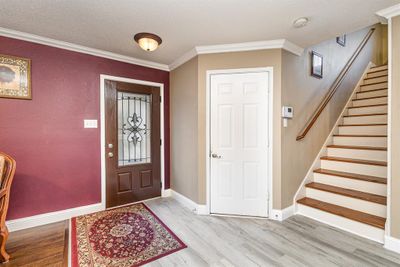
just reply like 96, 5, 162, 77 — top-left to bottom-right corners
336, 34, 346, 47
311, 51, 323, 79
0, 54, 31, 99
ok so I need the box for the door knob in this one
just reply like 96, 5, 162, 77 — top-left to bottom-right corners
108, 152, 114, 158
211, 153, 222, 159
108, 143, 114, 149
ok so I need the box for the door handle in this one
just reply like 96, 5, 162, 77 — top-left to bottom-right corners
108, 152, 114, 158
211, 153, 222, 159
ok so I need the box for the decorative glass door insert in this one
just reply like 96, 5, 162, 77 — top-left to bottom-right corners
117, 91, 152, 166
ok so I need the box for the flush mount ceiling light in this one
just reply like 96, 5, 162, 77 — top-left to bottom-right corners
134, 32, 162, 52
293, 17, 309, 28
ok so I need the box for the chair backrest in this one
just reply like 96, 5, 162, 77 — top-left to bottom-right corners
0, 153, 16, 225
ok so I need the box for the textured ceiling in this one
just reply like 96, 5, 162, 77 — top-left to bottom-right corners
0, 0, 398, 65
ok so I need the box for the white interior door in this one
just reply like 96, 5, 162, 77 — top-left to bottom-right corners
210, 71, 270, 217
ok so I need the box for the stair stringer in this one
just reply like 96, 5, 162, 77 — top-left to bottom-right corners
293, 62, 375, 209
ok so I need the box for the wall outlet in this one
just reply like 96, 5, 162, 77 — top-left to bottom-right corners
84, 119, 98, 128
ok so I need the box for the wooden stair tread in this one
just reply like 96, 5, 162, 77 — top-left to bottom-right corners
320, 156, 387, 166
305, 182, 387, 205
343, 113, 387, 117
370, 64, 388, 69
327, 145, 387, 151
367, 69, 388, 75
363, 75, 388, 80
297, 197, 386, 229
357, 88, 387, 93
348, 103, 387, 109
333, 134, 387, 137
339, 123, 387, 126
353, 95, 387, 101
314, 168, 387, 184
360, 82, 388, 87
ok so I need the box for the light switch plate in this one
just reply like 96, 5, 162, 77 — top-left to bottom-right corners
84, 119, 98, 128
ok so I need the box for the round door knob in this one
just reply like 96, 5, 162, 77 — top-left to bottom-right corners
108, 152, 114, 158
211, 153, 222, 159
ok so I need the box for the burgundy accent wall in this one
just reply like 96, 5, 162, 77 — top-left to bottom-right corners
0, 36, 170, 220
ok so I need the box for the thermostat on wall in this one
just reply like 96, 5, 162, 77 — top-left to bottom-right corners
282, 106, 294, 119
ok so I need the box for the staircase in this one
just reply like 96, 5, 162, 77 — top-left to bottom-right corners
296, 64, 388, 243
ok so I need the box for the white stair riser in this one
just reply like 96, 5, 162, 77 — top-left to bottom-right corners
369, 65, 388, 72
360, 83, 388, 91
367, 70, 388, 78
327, 147, 387, 161
357, 89, 388, 98
305, 188, 386, 217
313, 173, 387, 196
343, 115, 387, 125
348, 105, 387, 115
338, 125, 387, 135
333, 136, 387, 147
363, 76, 388, 85
297, 204, 384, 243
321, 160, 386, 178
352, 97, 388, 107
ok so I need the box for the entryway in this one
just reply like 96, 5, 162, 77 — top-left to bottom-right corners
101, 76, 165, 209
208, 68, 272, 217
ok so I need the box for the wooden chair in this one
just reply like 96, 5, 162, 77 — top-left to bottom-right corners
0, 152, 16, 263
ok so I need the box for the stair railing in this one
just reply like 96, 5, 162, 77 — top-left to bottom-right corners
296, 28, 376, 141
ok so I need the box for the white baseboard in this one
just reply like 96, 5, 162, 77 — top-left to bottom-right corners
170, 190, 209, 215
270, 205, 294, 221
6, 203, 103, 232
385, 235, 400, 253
162, 188, 172, 197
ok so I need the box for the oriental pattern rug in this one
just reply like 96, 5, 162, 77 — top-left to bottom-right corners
71, 203, 186, 266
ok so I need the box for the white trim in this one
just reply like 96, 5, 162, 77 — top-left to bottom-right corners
292, 62, 374, 207
205, 67, 274, 218
270, 205, 295, 221
385, 235, 400, 253
170, 190, 207, 215
386, 17, 392, 237
169, 40, 304, 70
377, 4, 400, 19
6, 203, 102, 232
100, 75, 166, 209
0, 27, 169, 71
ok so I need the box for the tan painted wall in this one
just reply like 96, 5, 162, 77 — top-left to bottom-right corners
197, 50, 282, 207
170, 57, 199, 202
169, 24, 387, 211
280, 25, 387, 208
390, 15, 400, 238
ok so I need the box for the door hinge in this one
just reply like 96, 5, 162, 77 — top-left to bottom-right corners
160, 139, 162, 146
160, 181, 162, 188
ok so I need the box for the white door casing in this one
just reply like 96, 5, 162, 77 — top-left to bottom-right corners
210, 71, 270, 217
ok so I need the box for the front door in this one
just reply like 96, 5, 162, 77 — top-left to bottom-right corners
105, 80, 161, 208
210, 71, 270, 217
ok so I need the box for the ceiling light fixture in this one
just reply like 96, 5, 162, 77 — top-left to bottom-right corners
134, 32, 162, 52
293, 17, 309, 28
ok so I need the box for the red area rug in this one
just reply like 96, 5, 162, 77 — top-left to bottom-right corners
71, 203, 186, 266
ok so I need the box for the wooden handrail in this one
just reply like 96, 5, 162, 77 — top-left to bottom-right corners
296, 28, 376, 141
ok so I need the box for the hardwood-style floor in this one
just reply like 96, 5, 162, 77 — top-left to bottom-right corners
4, 221, 68, 266
5, 198, 400, 266
145, 198, 400, 267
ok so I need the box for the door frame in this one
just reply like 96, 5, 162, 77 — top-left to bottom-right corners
100, 74, 165, 210
205, 67, 274, 217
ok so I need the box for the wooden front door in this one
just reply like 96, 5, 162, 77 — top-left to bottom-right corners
105, 80, 161, 208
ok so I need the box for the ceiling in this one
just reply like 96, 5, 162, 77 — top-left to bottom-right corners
0, 0, 398, 66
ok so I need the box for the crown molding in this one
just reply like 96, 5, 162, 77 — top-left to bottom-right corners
169, 39, 304, 71
0, 27, 170, 71
376, 4, 400, 19
168, 47, 198, 70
